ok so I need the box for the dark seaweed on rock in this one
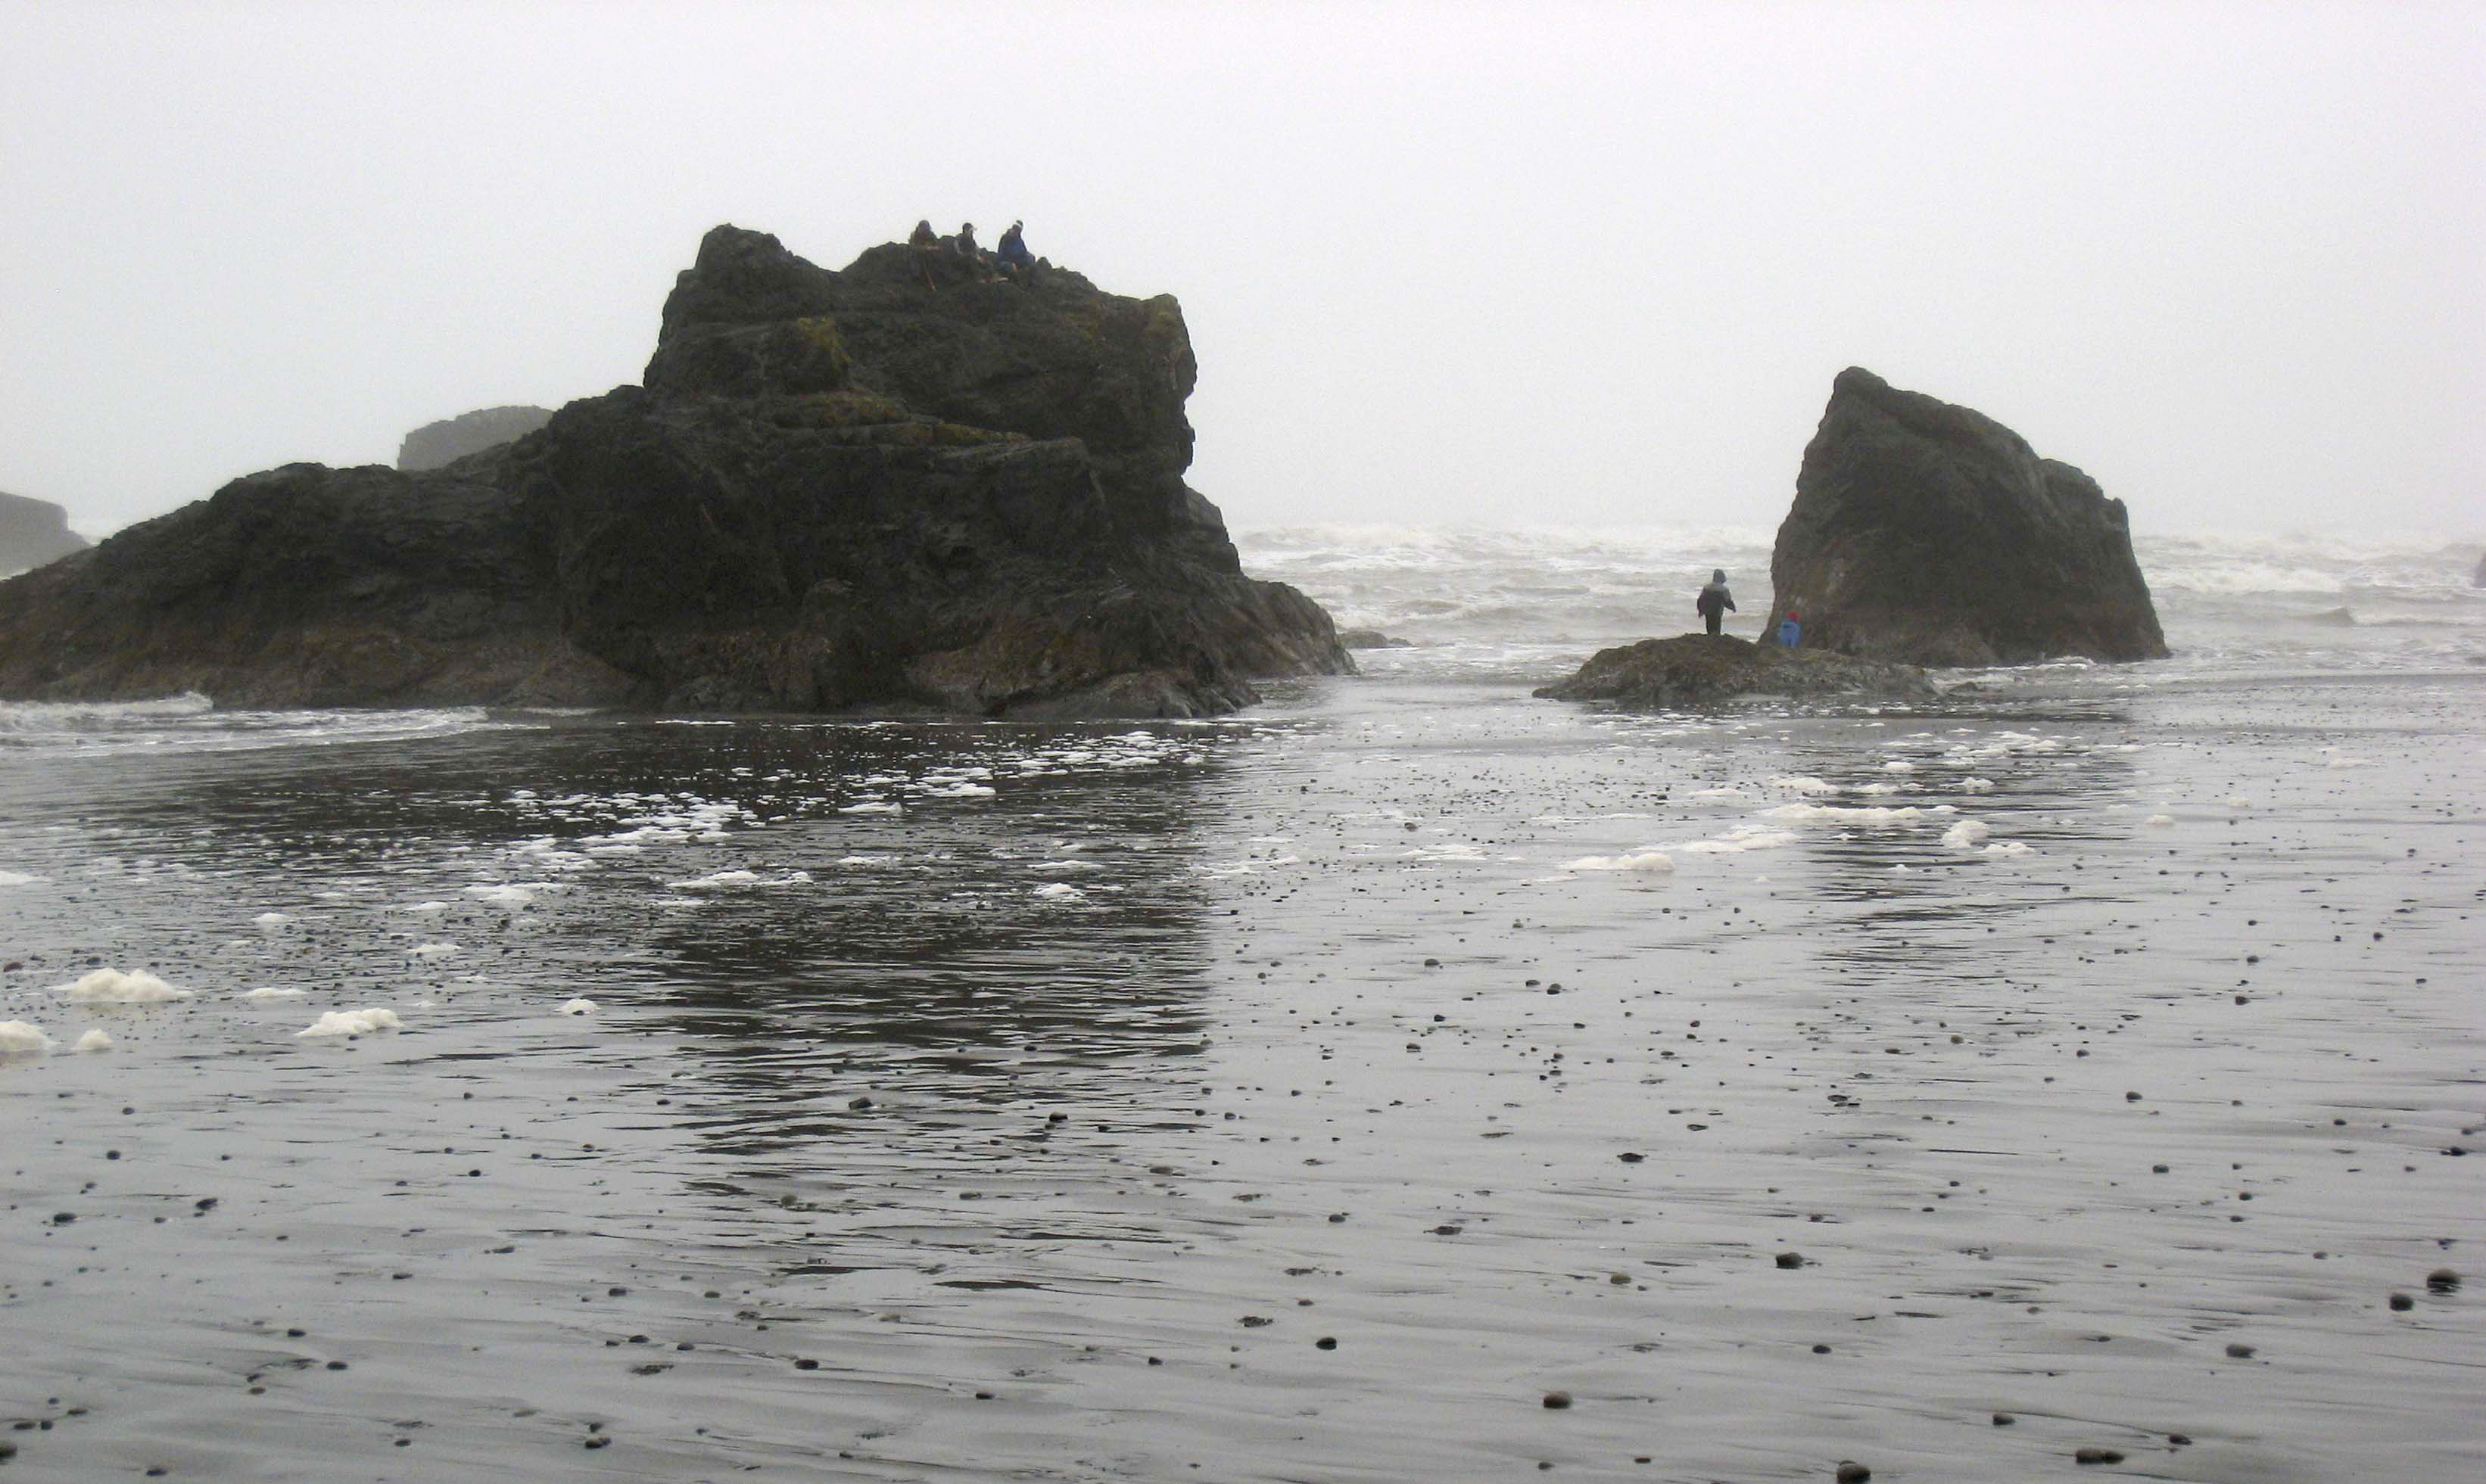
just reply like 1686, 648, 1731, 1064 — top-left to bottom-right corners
1763, 368, 2168, 667
1534, 633, 1933, 708
0, 226, 1350, 717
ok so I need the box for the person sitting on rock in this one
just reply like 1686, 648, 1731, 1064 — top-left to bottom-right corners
995, 220, 1038, 284
1696, 570, 1737, 636
1778, 608, 1802, 648
952, 222, 995, 281
908, 219, 940, 289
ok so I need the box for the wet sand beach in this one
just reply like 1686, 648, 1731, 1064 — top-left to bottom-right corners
2, 650, 2479, 1482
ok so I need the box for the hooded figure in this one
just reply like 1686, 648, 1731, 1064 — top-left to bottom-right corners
1695, 569, 1736, 636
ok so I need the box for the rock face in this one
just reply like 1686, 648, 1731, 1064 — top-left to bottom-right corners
0, 492, 88, 575
396, 406, 554, 471
2473, 552, 2484, 587
1535, 633, 1933, 708
0, 226, 1349, 715
1763, 369, 2167, 666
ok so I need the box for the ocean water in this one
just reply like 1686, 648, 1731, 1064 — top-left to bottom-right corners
1, 527, 2480, 1482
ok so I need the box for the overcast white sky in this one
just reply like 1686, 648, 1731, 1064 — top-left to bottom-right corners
2, 0, 2478, 540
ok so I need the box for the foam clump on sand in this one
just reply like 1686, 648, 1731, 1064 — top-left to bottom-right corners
839, 801, 902, 815
254, 912, 293, 931
2145, 814, 2176, 827
1958, 777, 1995, 792
1673, 827, 1798, 855
409, 941, 459, 960
1564, 851, 1676, 873
72, 1028, 112, 1053
668, 869, 812, 890
559, 997, 597, 1016
64, 969, 194, 1003
0, 1020, 55, 1056
240, 986, 306, 1001
1768, 776, 1836, 795
1033, 882, 1086, 900
0, 870, 51, 887
1983, 841, 2033, 857
295, 1008, 402, 1038
1766, 803, 1949, 825
1942, 820, 1992, 848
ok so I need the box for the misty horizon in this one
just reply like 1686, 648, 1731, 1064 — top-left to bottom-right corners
4, 2, 2478, 546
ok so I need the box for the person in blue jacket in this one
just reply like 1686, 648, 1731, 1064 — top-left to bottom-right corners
995, 220, 1037, 283
1778, 608, 1802, 648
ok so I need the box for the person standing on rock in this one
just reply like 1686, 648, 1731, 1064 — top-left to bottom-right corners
909, 219, 941, 288
1696, 570, 1737, 636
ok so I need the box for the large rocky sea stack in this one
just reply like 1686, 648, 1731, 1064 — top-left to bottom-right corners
1763, 369, 2167, 666
0, 491, 87, 576
0, 226, 1349, 715
396, 405, 554, 471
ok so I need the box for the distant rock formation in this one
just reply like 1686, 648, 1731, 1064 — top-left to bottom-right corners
1763, 369, 2168, 666
1337, 628, 1412, 649
396, 406, 553, 471
0, 491, 87, 575
1535, 633, 1933, 708
0, 226, 1349, 715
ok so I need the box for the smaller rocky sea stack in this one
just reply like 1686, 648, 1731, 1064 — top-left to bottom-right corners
0, 226, 1348, 716
397, 406, 554, 471
1536, 633, 1932, 709
0, 492, 89, 575
1764, 369, 2167, 666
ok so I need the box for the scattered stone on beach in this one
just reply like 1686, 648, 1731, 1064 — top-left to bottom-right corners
2388, 1292, 2415, 1311
1992, 1413, 2015, 1426
1776, 1251, 1805, 1269
1835, 1461, 1871, 1482
2224, 1342, 2256, 1358
1762, 367, 2167, 665
2073, 1447, 2126, 1464
1541, 1390, 1572, 1409
2425, 1268, 2460, 1293
1534, 633, 1933, 709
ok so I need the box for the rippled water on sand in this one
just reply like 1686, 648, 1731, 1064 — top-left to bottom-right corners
2, 669, 2480, 1481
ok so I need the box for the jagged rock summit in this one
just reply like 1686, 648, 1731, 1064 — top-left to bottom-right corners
1763, 369, 2167, 666
0, 226, 1349, 715
397, 406, 554, 471
0, 491, 88, 576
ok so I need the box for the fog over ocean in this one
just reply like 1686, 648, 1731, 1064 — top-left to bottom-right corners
3, 523, 2480, 1481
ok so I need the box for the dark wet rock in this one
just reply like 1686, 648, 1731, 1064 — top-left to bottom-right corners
1775, 1251, 1806, 1269
1534, 633, 1933, 708
1337, 627, 1413, 649
2388, 1292, 2414, 1311
1835, 1461, 1871, 1482
2073, 1447, 2126, 1464
2425, 1268, 2460, 1293
0, 226, 1348, 717
2310, 605, 2357, 627
0, 490, 87, 575
1541, 1391, 1572, 1409
395, 406, 555, 471
1762, 368, 2168, 666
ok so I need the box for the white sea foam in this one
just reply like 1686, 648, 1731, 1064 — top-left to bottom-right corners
2145, 814, 2176, 827
1766, 776, 1836, 795
464, 883, 539, 908
64, 969, 193, 1003
668, 869, 812, 890
0, 1020, 55, 1056
1671, 827, 1799, 854
1958, 777, 1995, 792
0, 870, 48, 887
840, 801, 902, 815
240, 987, 306, 1001
1983, 841, 2034, 857
1033, 882, 1085, 900
410, 941, 460, 960
72, 1028, 113, 1053
1563, 851, 1676, 873
296, 1008, 402, 1038
558, 998, 597, 1016
1941, 820, 1992, 848
254, 911, 293, 930
403, 901, 450, 915
1765, 802, 1949, 825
